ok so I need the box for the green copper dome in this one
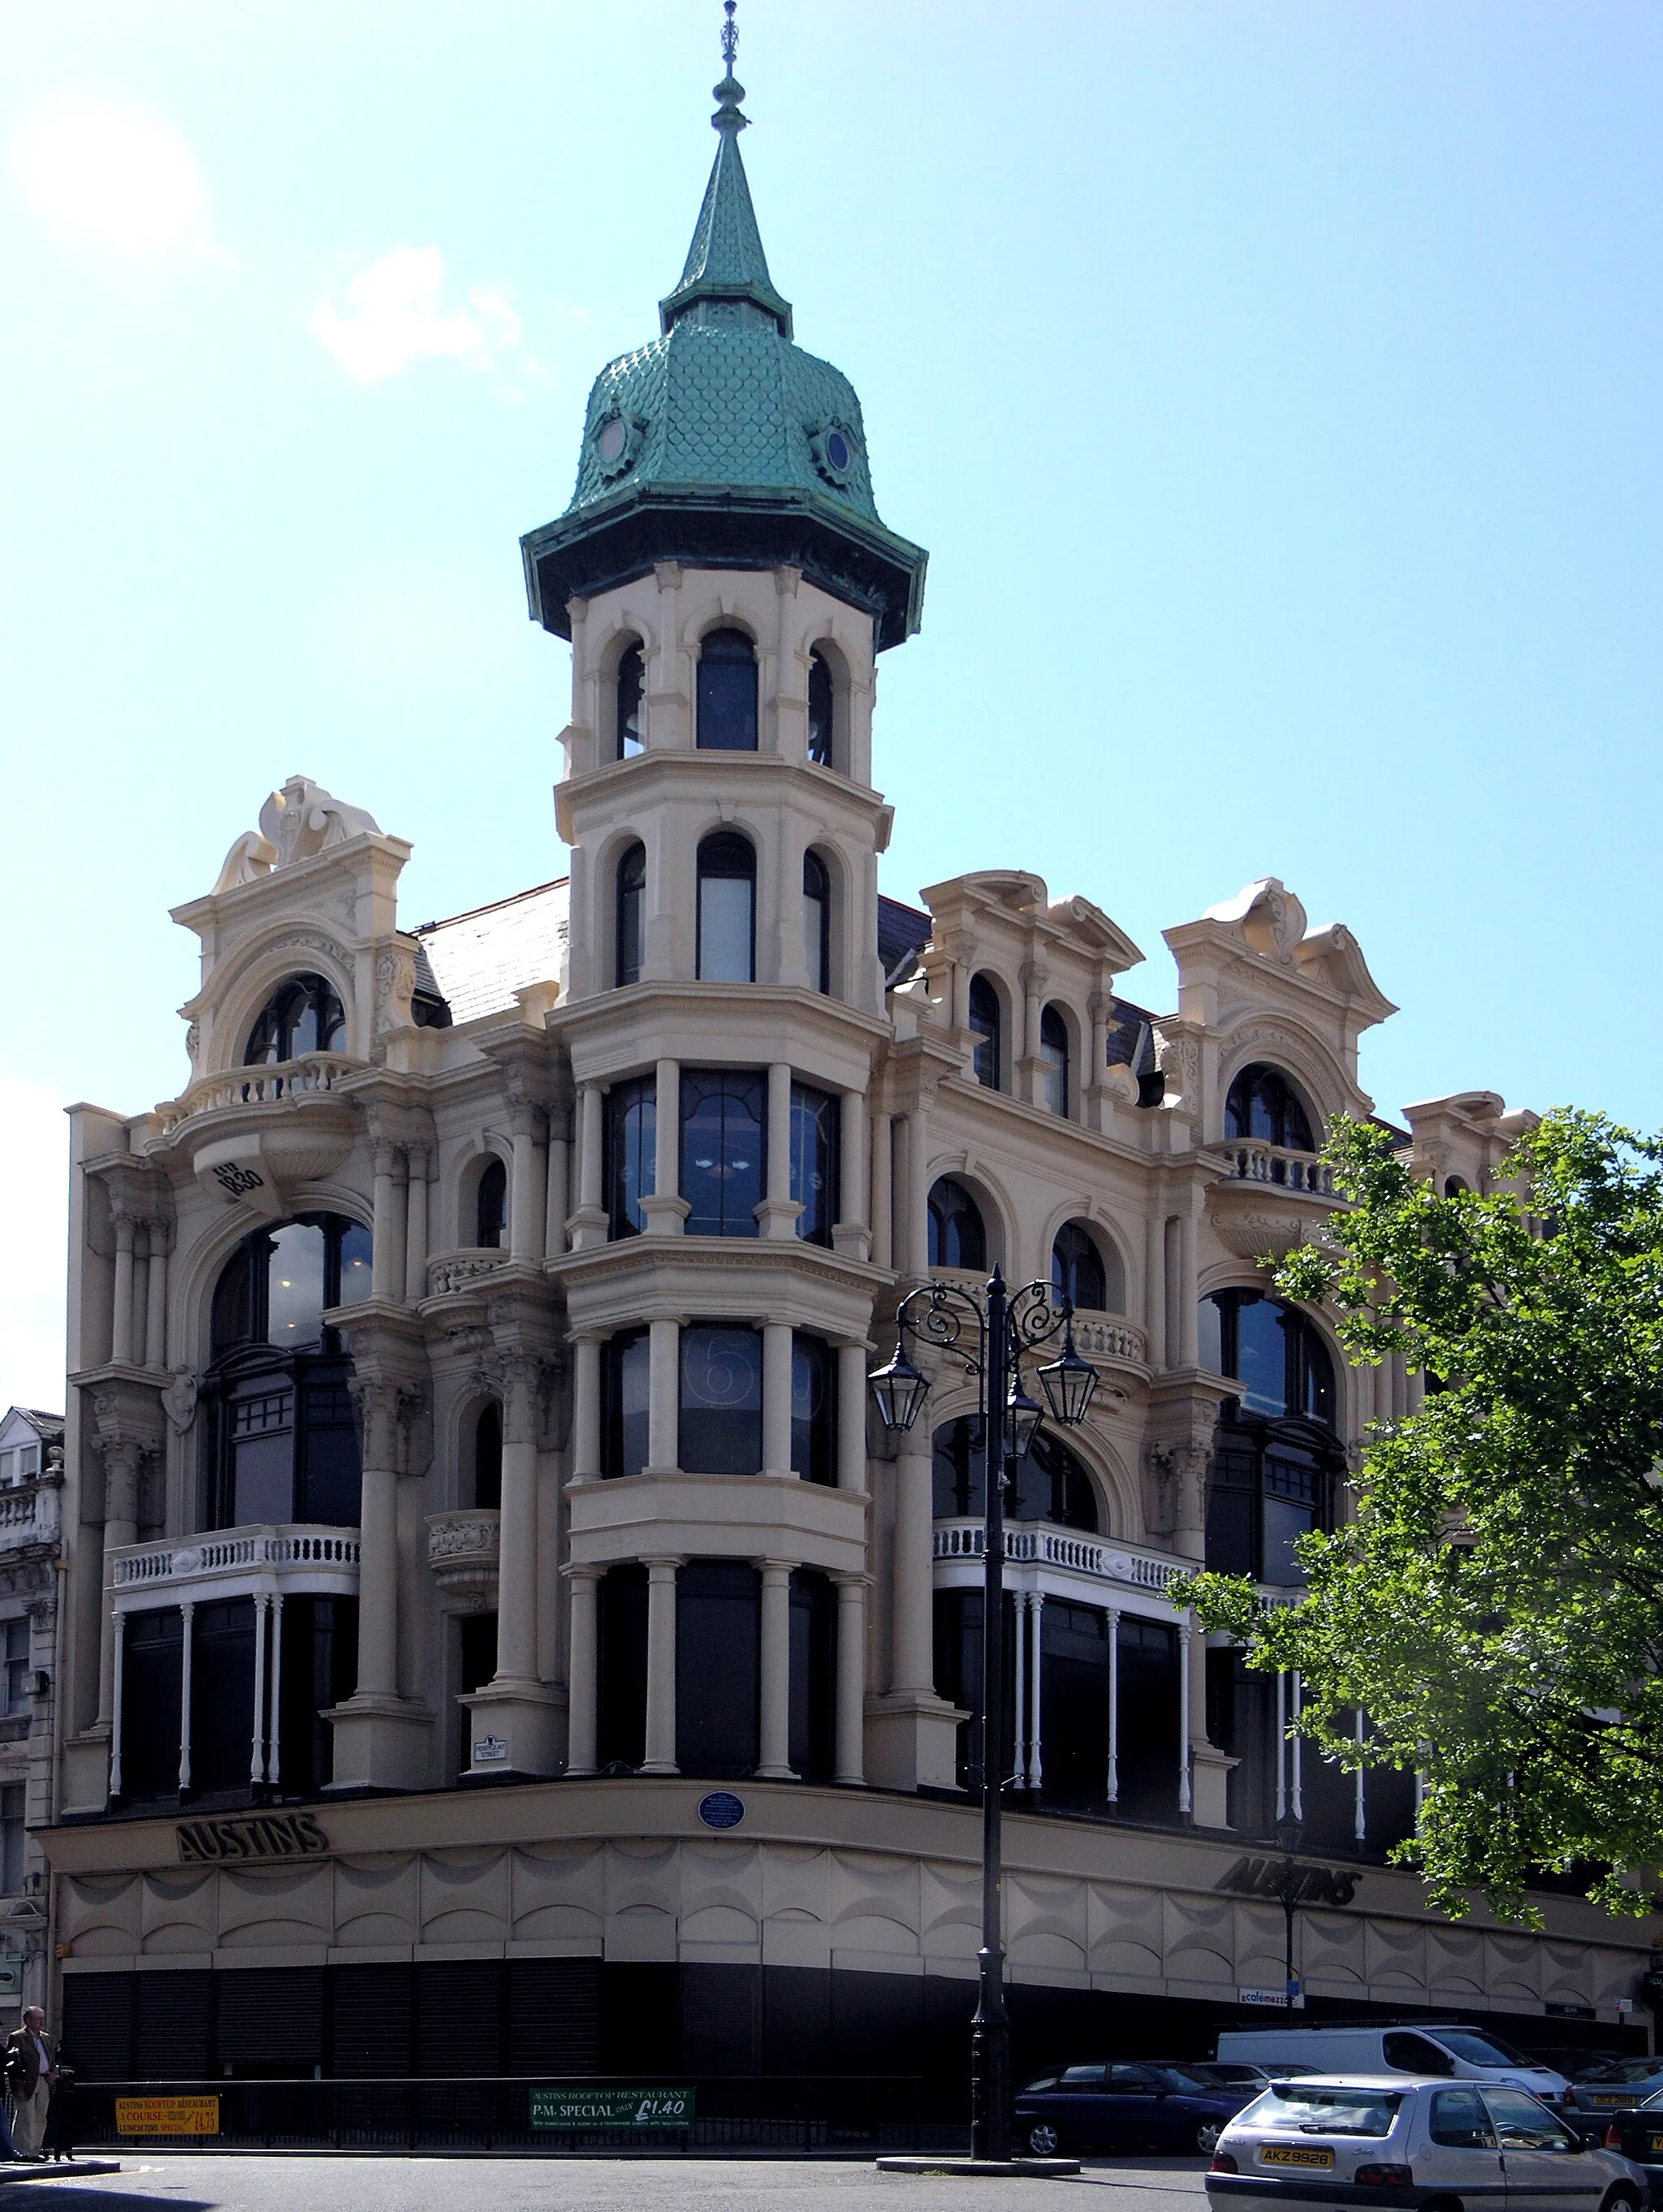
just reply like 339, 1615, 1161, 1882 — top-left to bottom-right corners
521, 41, 927, 650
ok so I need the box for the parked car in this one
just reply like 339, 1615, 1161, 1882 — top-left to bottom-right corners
1588, 2101, 1663, 2205
1217, 2024, 1570, 2101
1207, 2076, 1648, 2212
1017, 2061, 1257, 2158
1533, 2050, 1635, 2087
1570, 2064, 1663, 2115
1184, 2063, 1323, 2091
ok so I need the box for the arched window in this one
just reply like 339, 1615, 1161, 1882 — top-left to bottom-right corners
244, 974, 347, 1065
696, 628, 758, 750
615, 840, 646, 987
697, 833, 756, 982
931, 1416, 1098, 1531
205, 1213, 369, 1531
789, 1082, 839, 1247
616, 639, 645, 759
475, 1157, 508, 1249
1199, 1289, 1341, 1588
1052, 1220, 1110, 1312
680, 1069, 766, 1238
802, 850, 830, 993
928, 1177, 987, 1272
806, 648, 835, 766
791, 1333, 836, 1484
605, 1075, 655, 1238
602, 1329, 650, 1480
1444, 1174, 1470, 1197
1224, 1063, 1315, 1151
473, 1402, 503, 1511
969, 974, 1001, 1091
1039, 1004, 1069, 1116
1199, 1290, 1334, 1424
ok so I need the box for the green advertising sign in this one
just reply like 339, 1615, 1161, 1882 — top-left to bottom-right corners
531, 2086, 694, 2131
0, 1956, 21, 1998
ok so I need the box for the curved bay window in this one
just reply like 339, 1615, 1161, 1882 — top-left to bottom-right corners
205, 1214, 371, 1530
969, 973, 1001, 1090
679, 1325, 763, 1475
931, 1415, 1098, 1531
616, 639, 645, 758
791, 1332, 836, 1485
802, 850, 831, 993
605, 1075, 655, 1238
603, 1328, 650, 1480
1225, 1062, 1315, 1151
244, 974, 346, 1065
806, 648, 835, 766
789, 1082, 839, 1247
616, 840, 646, 987
927, 1177, 986, 1272
697, 832, 756, 983
681, 1069, 765, 1237
1200, 1290, 1341, 1586
1039, 1004, 1069, 1116
1052, 1220, 1110, 1312
475, 1156, 507, 1250
696, 627, 758, 750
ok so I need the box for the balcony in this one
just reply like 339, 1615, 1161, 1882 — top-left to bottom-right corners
109, 1525, 361, 1609
1223, 1139, 1335, 1195
155, 1053, 360, 1136
1207, 1138, 1341, 1260
0, 1478, 60, 1556
425, 1510, 500, 1602
931, 1518, 1186, 1599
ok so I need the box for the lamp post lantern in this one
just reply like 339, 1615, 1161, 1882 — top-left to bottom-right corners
869, 1266, 1099, 2162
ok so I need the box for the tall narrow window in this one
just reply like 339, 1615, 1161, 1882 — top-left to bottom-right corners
679, 1326, 763, 1474
2, 1620, 28, 1717
927, 1177, 987, 1272
789, 1082, 839, 1247
791, 1333, 836, 1485
616, 640, 645, 759
1225, 1063, 1315, 1151
969, 974, 1001, 1091
476, 1157, 508, 1249
605, 1075, 656, 1239
473, 1402, 503, 1510
681, 1070, 766, 1237
1039, 1004, 1069, 1117
802, 850, 831, 993
696, 628, 758, 750
603, 1329, 650, 1480
0, 1785, 24, 1894
806, 648, 834, 766
616, 840, 646, 987
1052, 1221, 1108, 1312
697, 833, 756, 983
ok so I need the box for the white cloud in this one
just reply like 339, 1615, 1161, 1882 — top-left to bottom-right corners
8, 88, 234, 296
0, 1074, 67, 1417
309, 246, 524, 384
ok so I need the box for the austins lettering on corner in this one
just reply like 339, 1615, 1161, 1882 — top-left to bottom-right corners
175, 1812, 329, 1864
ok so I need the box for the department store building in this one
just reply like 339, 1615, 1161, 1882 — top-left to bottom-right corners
41, 46, 1654, 2104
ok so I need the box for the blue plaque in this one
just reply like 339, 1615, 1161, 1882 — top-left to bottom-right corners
698, 1790, 745, 1831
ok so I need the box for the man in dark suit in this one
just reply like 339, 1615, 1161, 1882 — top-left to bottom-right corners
6, 2008, 54, 2158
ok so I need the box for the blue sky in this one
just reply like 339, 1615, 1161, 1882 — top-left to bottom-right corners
3, 1, 1660, 1405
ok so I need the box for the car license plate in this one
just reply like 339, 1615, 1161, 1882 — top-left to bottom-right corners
1592, 2095, 1637, 2106
1260, 2145, 1334, 2169
1647, 2134, 1663, 2154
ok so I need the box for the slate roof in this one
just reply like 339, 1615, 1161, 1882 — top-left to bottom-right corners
413, 879, 568, 1026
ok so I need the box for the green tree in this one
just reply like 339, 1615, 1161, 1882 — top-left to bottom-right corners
1178, 1108, 1663, 1924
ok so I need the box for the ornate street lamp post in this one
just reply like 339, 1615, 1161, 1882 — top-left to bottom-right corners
870, 1267, 1099, 2162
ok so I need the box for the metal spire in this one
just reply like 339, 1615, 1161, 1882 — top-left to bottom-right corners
713, 0, 746, 134
721, 0, 738, 76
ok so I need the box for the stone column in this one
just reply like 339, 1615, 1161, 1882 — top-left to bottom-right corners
110, 1213, 136, 1366
647, 1320, 680, 1474
403, 1147, 430, 1304
1177, 1618, 1193, 1816
905, 1108, 931, 1277
1163, 1216, 1181, 1372
834, 1090, 868, 1257
1145, 1212, 1167, 1371
370, 1145, 404, 1302
870, 1112, 893, 1270
833, 1575, 866, 1785
95, 1437, 142, 1736
143, 1226, 168, 1371
564, 1566, 601, 1776
836, 1344, 868, 1493
758, 1561, 794, 1778
268, 1595, 283, 1790
892, 1447, 935, 1694
250, 1594, 270, 1784
1177, 1207, 1200, 1368
493, 1360, 541, 1686
509, 1107, 546, 1263
544, 1114, 570, 1259
641, 1558, 680, 1774
108, 1609, 126, 1799
1106, 1606, 1121, 1803
762, 1324, 793, 1478
177, 1599, 194, 1795
1028, 1592, 1045, 1793
758, 1063, 799, 1238
1012, 1591, 1029, 1789
353, 1381, 402, 1699
572, 1338, 603, 1480
569, 1083, 607, 1250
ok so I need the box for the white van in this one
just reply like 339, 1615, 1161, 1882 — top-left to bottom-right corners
1216, 2024, 1569, 2100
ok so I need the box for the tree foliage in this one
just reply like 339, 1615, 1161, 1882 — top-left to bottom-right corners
1177, 1108, 1663, 1925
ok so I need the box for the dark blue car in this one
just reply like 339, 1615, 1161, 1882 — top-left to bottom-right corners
1015, 2061, 1256, 2158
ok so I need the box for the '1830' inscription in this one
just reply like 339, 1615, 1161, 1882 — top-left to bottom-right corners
177, 1812, 328, 1864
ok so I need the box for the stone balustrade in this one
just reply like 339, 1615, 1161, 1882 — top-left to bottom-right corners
156, 1054, 359, 1135
108, 1524, 361, 1606
0, 1479, 58, 1553
424, 1251, 512, 1300
931, 1517, 1186, 1594
1222, 1139, 1335, 1195
1066, 1312, 1147, 1365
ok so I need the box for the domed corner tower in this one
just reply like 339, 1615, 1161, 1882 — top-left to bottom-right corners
519, 14, 927, 1020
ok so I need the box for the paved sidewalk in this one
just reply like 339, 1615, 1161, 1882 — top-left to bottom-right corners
0, 2152, 1212, 2212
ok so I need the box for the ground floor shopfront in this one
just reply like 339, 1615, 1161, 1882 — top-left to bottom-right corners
41, 1780, 1655, 2119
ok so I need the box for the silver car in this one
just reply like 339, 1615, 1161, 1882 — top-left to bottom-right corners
1207, 2075, 1648, 2212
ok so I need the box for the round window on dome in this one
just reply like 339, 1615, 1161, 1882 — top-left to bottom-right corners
597, 417, 628, 464
825, 429, 850, 473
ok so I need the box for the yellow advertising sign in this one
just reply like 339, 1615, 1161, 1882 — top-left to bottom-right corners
114, 2095, 220, 2137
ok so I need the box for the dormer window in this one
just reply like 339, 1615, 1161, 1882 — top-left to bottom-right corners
697, 628, 758, 751
244, 974, 347, 1065
616, 641, 646, 759
1225, 1062, 1315, 1151
807, 649, 834, 766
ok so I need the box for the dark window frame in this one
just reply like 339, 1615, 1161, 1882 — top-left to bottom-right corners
1039, 1003, 1070, 1116
678, 1324, 764, 1475
969, 974, 1002, 1091
790, 1331, 836, 1486
695, 627, 759, 752
475, 1157, 508, 1250
806, 647, 836, 767
244, 974, 348, 1066
616, 639, 645, 759
604, 1074, 656, 1239
696, 832, 757, 983
927, 1177, 987, 1272
1052, 1220, 1109, 1312
802, 849, 831, 994
788, 1082, 839, 1248
1224, 1062, 1316, 1151
615, 840, 646, 987
680, 1069, 766, 1238
602, 1328, 651, 1481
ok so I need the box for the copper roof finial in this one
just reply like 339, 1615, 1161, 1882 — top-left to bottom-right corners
721, 0, 738, 76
